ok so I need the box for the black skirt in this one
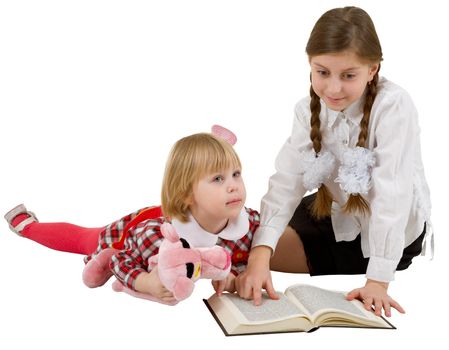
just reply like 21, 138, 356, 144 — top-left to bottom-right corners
288, 193, 425, 276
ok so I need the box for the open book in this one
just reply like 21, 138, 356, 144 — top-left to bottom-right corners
204, 283, 395, 336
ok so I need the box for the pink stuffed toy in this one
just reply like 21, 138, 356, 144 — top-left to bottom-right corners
111, 222, 231, 305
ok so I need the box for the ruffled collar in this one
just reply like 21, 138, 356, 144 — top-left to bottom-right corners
171, 208, 249, 247
326, 96, 364, 129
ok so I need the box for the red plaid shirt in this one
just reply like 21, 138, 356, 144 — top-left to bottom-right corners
84, 207, 260, 291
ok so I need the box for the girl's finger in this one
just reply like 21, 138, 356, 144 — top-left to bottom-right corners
374, 299, 383, 316
383, 300, 392, 317
389, 298, 406, 314
363, 297, 374, 311
215, 280, 225, 296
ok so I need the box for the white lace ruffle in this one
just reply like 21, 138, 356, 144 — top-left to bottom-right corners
336, 146, 376, 195
298, 149, 336, 191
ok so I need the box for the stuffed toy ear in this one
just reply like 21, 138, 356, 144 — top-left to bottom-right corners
211, 125, 237, 145
198, 246, 231, 280
160, 222, 180, 242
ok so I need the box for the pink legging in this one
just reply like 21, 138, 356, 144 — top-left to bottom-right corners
13, 213, 101, 255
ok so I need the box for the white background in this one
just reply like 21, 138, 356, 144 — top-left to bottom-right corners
0, 0, 447, 349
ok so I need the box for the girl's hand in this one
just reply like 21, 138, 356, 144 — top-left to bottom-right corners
346, 279, 405, 317
212, 273, 236, 296
135, 266, 176, 303
234, 246, 279, 305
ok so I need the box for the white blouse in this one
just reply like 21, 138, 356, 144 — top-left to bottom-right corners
252, 77, 431, 282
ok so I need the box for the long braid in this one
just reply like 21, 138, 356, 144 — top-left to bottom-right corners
309, 85, 333, 219
342, 71, 379, 215
310, 85, 322, 153
358, 72, 378, 147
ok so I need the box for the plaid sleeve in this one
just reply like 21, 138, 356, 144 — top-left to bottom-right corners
218, 207, 260, 276
110, 219, 164, 291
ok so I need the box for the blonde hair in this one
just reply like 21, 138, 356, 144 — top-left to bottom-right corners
161, 133, 242, 222
306, 6, 382, 219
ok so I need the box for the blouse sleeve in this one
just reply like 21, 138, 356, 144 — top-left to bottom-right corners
252, 101, 311, 251
366, 89, 418, 282
110, 224, 163, 290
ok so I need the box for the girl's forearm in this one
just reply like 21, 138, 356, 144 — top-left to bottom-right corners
248, 245, 272, 268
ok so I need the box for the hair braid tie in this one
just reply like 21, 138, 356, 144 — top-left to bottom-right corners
298, 149, 336, 191
335, 146, 375, 195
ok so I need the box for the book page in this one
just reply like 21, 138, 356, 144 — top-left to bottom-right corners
220, 292, 307, 324
286, 284, 366, 318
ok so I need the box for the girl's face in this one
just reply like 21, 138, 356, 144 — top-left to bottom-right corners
310, 50, 379, 111
188, 167, 246, 234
